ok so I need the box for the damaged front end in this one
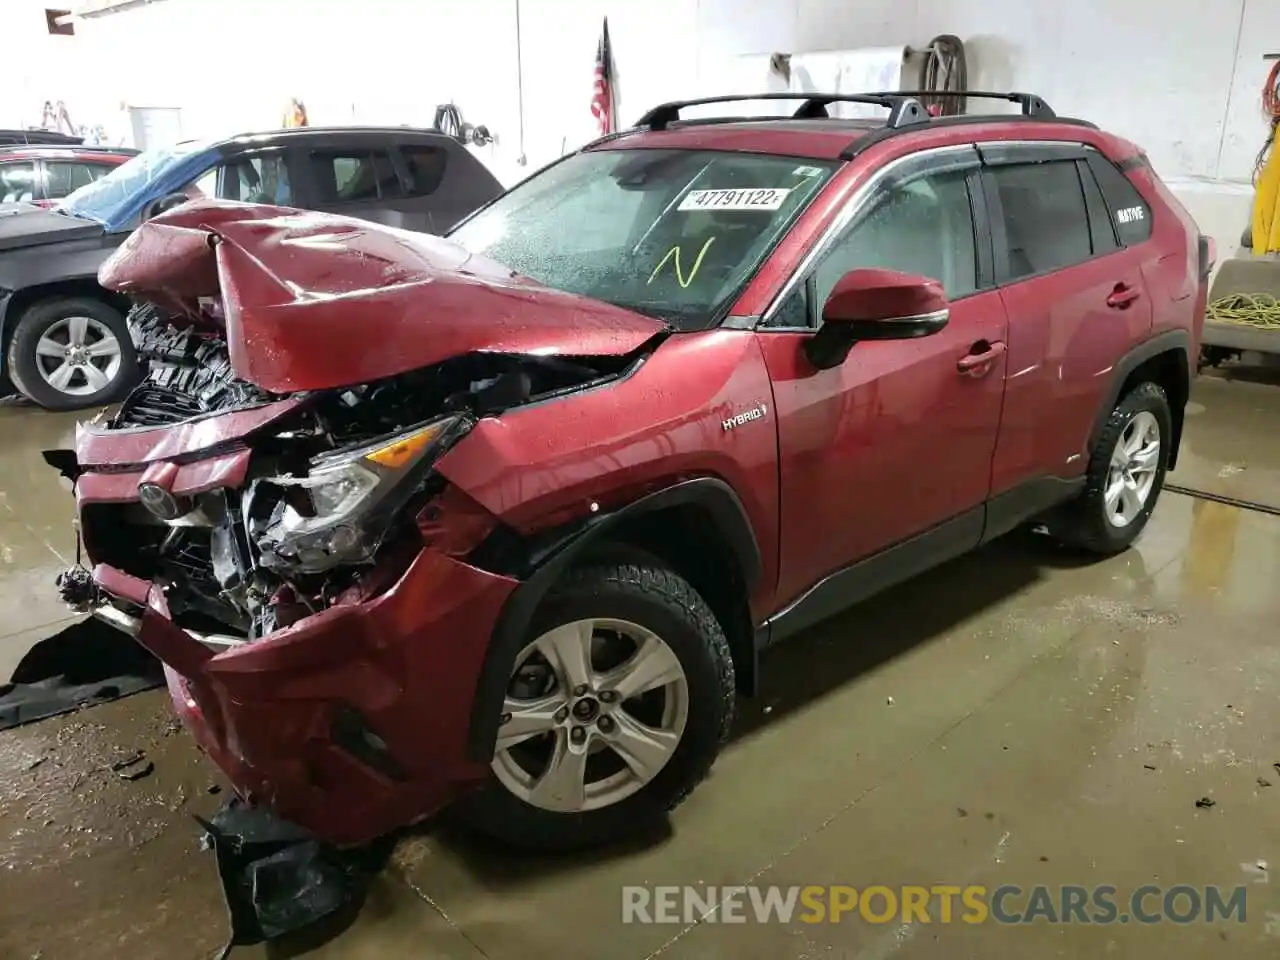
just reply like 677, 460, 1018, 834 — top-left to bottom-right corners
52, 200, 665, 854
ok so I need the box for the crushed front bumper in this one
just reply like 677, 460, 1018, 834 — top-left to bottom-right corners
80, 548, 517, 847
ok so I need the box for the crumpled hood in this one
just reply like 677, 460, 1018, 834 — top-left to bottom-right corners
98, 199, 665, 393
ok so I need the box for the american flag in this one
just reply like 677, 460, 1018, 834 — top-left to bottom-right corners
591, 17, 615, 136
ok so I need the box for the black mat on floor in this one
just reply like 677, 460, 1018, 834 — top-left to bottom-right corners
0, 618, 163, 730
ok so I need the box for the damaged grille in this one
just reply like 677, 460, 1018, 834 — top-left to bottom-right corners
118, 304, 274, 428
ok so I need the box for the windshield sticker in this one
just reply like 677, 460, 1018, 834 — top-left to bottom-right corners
793, 165, 824, 177
1116, 205, 1145, 224
678, 188, 792, 212
648, 237, 717, 288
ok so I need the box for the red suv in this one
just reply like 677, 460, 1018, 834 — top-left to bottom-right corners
0, 145, 136, 206
51, 91, 1208, 853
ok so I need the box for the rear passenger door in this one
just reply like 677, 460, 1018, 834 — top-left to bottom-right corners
982, 143, 1153, 496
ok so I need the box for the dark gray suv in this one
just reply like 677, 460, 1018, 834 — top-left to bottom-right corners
0, 125, 504, 410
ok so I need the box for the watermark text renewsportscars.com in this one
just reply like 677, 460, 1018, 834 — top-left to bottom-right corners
621, 884, 1248, 926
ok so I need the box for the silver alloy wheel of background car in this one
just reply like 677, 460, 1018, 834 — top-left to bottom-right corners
1104, 410, 1161, 528
34, 315, 123, 398
493, 618, 690, 813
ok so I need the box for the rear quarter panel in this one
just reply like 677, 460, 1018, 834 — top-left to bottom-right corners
1127, 162, 1204, 354
433, 330, 782, 620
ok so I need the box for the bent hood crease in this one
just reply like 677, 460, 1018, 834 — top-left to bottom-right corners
98, 198, 666, 394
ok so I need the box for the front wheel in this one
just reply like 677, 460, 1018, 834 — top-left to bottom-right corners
1049, 381, 1172, 555
458, 562, 735, 853
7, 297, 139, 411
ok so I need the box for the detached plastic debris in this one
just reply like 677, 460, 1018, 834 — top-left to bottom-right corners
196, 799, 388, 959
111, 750, 154, 781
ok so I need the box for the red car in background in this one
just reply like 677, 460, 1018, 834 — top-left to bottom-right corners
0, 145, 137, 207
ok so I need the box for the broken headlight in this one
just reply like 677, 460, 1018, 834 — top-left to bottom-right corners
253, 415, 467, 574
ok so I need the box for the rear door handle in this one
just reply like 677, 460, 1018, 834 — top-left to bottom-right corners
957, 340, 1007, 375
1106, 283, 1142, 309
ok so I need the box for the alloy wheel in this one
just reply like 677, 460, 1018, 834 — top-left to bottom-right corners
493, 618, 689, 813
1104, 410, 1161, 528
34, 315, 122, 397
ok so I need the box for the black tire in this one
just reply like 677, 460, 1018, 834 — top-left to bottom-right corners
7, 297, 139, 411
458, 562, 735, 853
1049, 381, 1172, 555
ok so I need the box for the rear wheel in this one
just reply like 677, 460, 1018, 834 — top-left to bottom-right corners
1049, 381, 1171, 555
7, 297, 139, 411
459, 562, 734, 852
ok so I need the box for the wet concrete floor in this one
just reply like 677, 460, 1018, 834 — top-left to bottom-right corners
1, 368, 1279, 959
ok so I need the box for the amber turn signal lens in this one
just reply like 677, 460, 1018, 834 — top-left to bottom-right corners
363, 422, 448, 469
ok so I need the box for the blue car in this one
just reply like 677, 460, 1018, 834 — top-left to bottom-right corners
0, 126, 503, 410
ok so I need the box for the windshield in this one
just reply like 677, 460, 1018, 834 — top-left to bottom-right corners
57, 140, 211, 225
448, 149, 837, 329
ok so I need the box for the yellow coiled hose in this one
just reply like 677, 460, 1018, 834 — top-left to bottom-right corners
1205, 293, 1280, 328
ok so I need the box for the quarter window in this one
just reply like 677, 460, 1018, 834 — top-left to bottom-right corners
988, 161, 1092, 281
401, 146, 447, 197
1087, 153, 1153, 246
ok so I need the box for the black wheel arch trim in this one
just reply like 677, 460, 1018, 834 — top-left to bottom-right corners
1088, 328, 1191, 469
464, 476, 762, 761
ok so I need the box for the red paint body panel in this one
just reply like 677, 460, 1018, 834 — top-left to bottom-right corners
991, 252, 1153, 493
434, 330, 781, 620
76, 400, 302, 467
75, 448, 250, 509
99, 200, 664, 394
105, 548, 516, 846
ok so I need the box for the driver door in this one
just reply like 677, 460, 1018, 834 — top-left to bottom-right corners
756, 147, 1010, 612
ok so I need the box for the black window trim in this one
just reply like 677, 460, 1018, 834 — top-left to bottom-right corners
981, 146, 1109, 287
1076, 156, 1120, 255
756, 144, 992, 332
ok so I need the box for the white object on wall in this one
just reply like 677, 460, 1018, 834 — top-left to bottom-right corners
128, 106, 182, 150
788, 47, 906, 117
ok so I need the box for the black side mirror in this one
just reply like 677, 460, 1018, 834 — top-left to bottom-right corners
145, 192, 191, 220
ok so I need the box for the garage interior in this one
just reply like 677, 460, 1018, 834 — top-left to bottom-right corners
3, 0, 1280, 958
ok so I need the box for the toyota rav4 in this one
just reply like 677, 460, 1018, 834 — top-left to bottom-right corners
50, 91, 1209, 853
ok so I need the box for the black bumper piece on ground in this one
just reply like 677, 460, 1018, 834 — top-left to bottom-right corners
197, 799, 391, 958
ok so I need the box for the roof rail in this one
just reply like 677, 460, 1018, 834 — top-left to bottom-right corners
876, 90, 1056, 118
635, 93, 930, 132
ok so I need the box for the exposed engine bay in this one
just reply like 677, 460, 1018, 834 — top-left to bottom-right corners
86, 301, 643, 644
